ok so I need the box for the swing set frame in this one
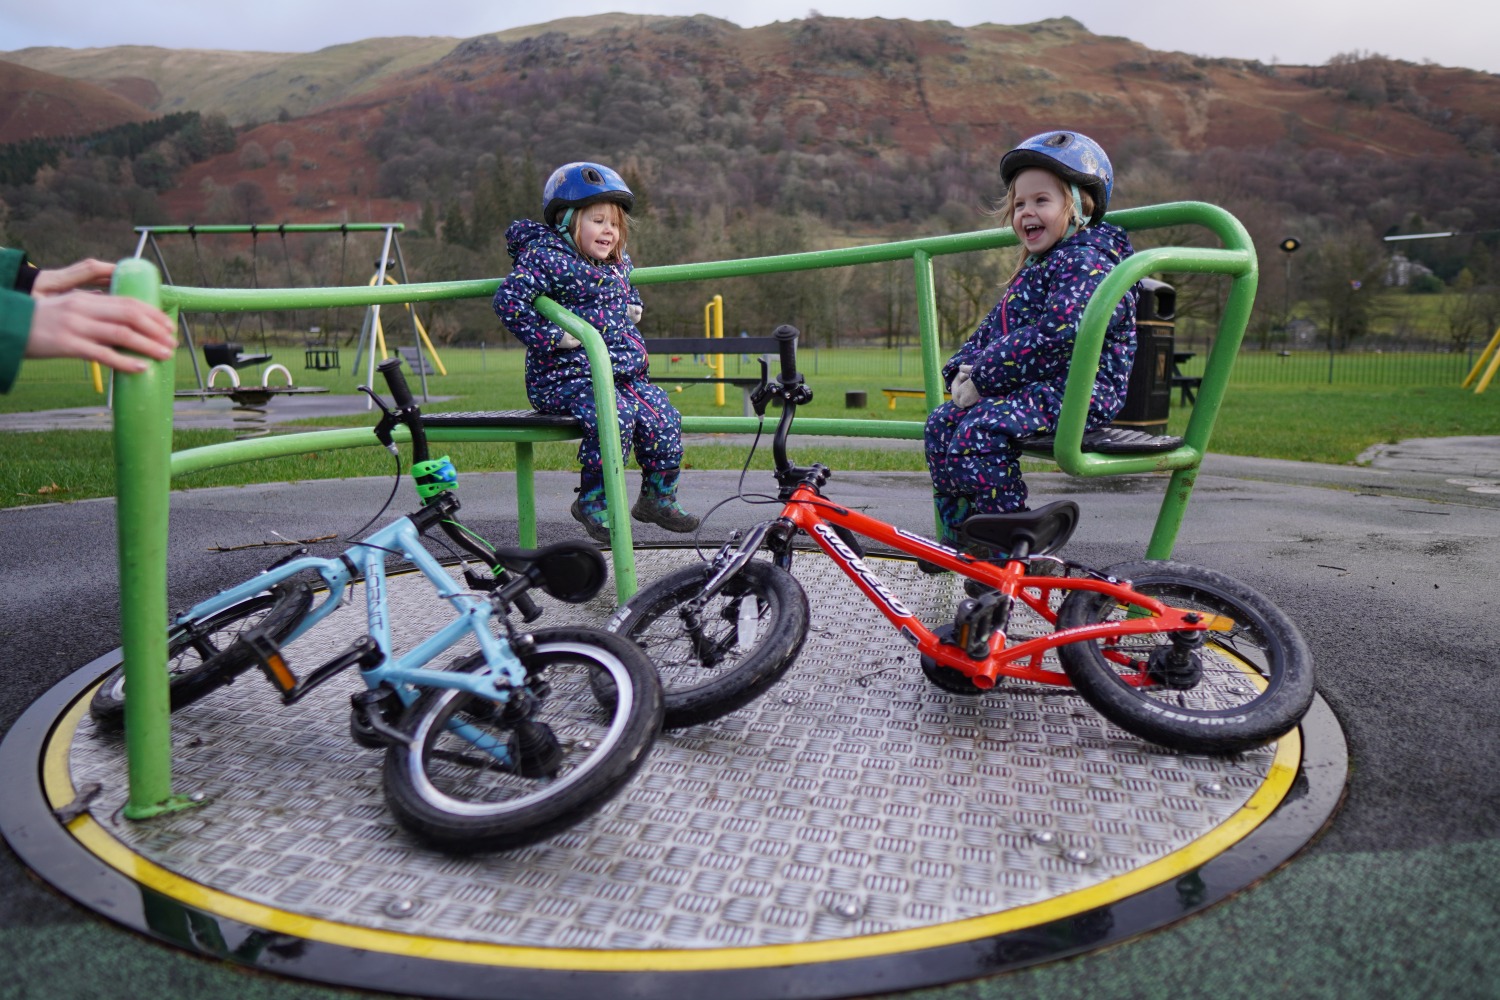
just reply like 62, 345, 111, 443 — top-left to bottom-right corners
130, 222, 435, 393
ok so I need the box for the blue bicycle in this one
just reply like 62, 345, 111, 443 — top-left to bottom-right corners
90, 359, 663, 853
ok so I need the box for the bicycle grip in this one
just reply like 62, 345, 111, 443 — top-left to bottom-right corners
511, 588, 542, 623
378, 357, 415, 410
773, 324, 801, 384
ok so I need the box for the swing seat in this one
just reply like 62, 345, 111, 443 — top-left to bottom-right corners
203, 343, 272, 369
304, 348, 340, 371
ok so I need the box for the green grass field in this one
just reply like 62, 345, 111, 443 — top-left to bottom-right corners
2, 345, 1497, 508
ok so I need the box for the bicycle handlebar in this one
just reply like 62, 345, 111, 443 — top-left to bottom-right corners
762, 324, 825, 491
377, 358, 428, 464
371, 358, 542, 621
773, 324, 801, 387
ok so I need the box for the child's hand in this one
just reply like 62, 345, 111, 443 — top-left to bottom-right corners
626, 304, 642, 324
557, 332, 581, 350
951, 365, 979, 408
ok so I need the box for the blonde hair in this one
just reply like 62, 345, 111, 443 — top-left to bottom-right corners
995, 173, 1096, 283
568, 199, 631, 264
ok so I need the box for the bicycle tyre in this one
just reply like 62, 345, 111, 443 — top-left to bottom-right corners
1056, 560, 1314, 754
382, 627, 663, 853
89, 583, 314, 728
607, 559, 809, 729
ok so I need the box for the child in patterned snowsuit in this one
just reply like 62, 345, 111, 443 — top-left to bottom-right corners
493, 162, 699, 543
925, 131, 1137, 552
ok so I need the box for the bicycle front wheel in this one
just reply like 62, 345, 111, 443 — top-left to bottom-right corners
382, 628, 663, 854
1056, 560, 1314, 754
608, 559, 809, 729
89, 583, 313, 728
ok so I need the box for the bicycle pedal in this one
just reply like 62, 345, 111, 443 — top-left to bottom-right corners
949, 598, 989, 660
244, 630, 298, 695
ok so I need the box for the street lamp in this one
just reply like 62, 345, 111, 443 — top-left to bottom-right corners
1278, 238, 1300, 329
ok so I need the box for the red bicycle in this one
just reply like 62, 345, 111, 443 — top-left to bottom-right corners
607, 325, 1314, 754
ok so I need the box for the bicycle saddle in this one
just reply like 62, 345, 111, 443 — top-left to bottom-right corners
497, 541, 608, 604
960, 500, 1080, 558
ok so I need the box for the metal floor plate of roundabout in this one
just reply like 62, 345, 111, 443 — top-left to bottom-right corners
23, 547, 1345, 999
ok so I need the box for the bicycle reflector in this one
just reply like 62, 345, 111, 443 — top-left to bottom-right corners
413, 456, 458, 499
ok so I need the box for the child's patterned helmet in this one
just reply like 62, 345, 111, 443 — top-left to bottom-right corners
999, 131, 1113, 226
542, 162, 634, 227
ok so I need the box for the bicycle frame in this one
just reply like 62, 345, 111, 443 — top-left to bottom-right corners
177, 504, 527, 709
754, 489, 1228, 690
729, 324, 1230, 693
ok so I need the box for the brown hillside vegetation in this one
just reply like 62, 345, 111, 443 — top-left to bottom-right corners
0, 60, 155, 143
2, 39, 465, 125
110, 14, 1499, 224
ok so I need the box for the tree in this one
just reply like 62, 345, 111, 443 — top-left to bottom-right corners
238, 141, 269, 170
1305, 230, 1390, 349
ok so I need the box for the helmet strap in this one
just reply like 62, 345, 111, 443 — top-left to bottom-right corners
556, 207, 579, 251
1065, 183, 1086, 237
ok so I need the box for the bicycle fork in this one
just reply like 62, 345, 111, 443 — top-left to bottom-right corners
679, 520, 787, 666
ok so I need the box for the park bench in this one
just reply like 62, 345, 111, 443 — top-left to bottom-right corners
647, 337, 767, 416
202, 342, 272, 370
882, 386, 948, 409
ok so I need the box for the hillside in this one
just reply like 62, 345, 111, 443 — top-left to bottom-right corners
114, 15, 1493, 227
0, 60, 155, 142
0, 15, 681, 128
1, 37, 462, 125
2, 14, 1497, 347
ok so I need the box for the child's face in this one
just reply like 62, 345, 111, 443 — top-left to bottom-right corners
574, 203, 622, 262
1011, 168, 1071, 256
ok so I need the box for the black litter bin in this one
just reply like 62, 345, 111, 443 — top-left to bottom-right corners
1111, 278, 1175, 436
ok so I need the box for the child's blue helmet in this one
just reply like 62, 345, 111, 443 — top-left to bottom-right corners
999, 131, 1113, 226
542, 162, 634, 227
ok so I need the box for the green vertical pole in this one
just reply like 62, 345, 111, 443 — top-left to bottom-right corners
515, 441, 537, 548
912, 250, 944, 409
113, 259, 195, 819
912, 250, 943, 535
533, 296, 635, 602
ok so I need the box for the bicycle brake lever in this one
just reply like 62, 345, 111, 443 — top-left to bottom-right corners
359, 386, 402, 457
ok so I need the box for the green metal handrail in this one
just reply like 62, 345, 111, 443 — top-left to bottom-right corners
109, 200, 1256, 815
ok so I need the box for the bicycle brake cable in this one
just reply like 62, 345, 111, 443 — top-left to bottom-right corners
343, 446, 404, 542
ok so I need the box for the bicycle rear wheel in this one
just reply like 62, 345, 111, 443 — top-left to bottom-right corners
607, 559, 809, 729
382, 628, 663, 853
89, 583, 313, 728
1056, 560, 1314, 754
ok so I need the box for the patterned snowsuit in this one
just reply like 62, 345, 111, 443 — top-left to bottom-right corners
492, 219, 683, 477
925, 222, 1138, 521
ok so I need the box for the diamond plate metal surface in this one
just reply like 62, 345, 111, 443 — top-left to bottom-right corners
67, 549, 1285, 950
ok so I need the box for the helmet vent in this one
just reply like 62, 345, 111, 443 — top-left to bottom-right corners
582, 167, 604, 184
1044, 133, 1071, 148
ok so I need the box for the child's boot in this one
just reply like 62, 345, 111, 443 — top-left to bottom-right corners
918, 493, 972, 574
631, 468, 701, 533
570, 468, 611, 543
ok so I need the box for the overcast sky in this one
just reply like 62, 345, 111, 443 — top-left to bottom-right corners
4, 0, 1498, 75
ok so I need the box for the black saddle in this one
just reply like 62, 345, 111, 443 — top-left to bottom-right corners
960, 500, 1080, 558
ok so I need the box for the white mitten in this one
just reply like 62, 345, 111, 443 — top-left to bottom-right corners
557, 332, 581, 350
626, 303, 643, 324
951, 364, 980, 408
